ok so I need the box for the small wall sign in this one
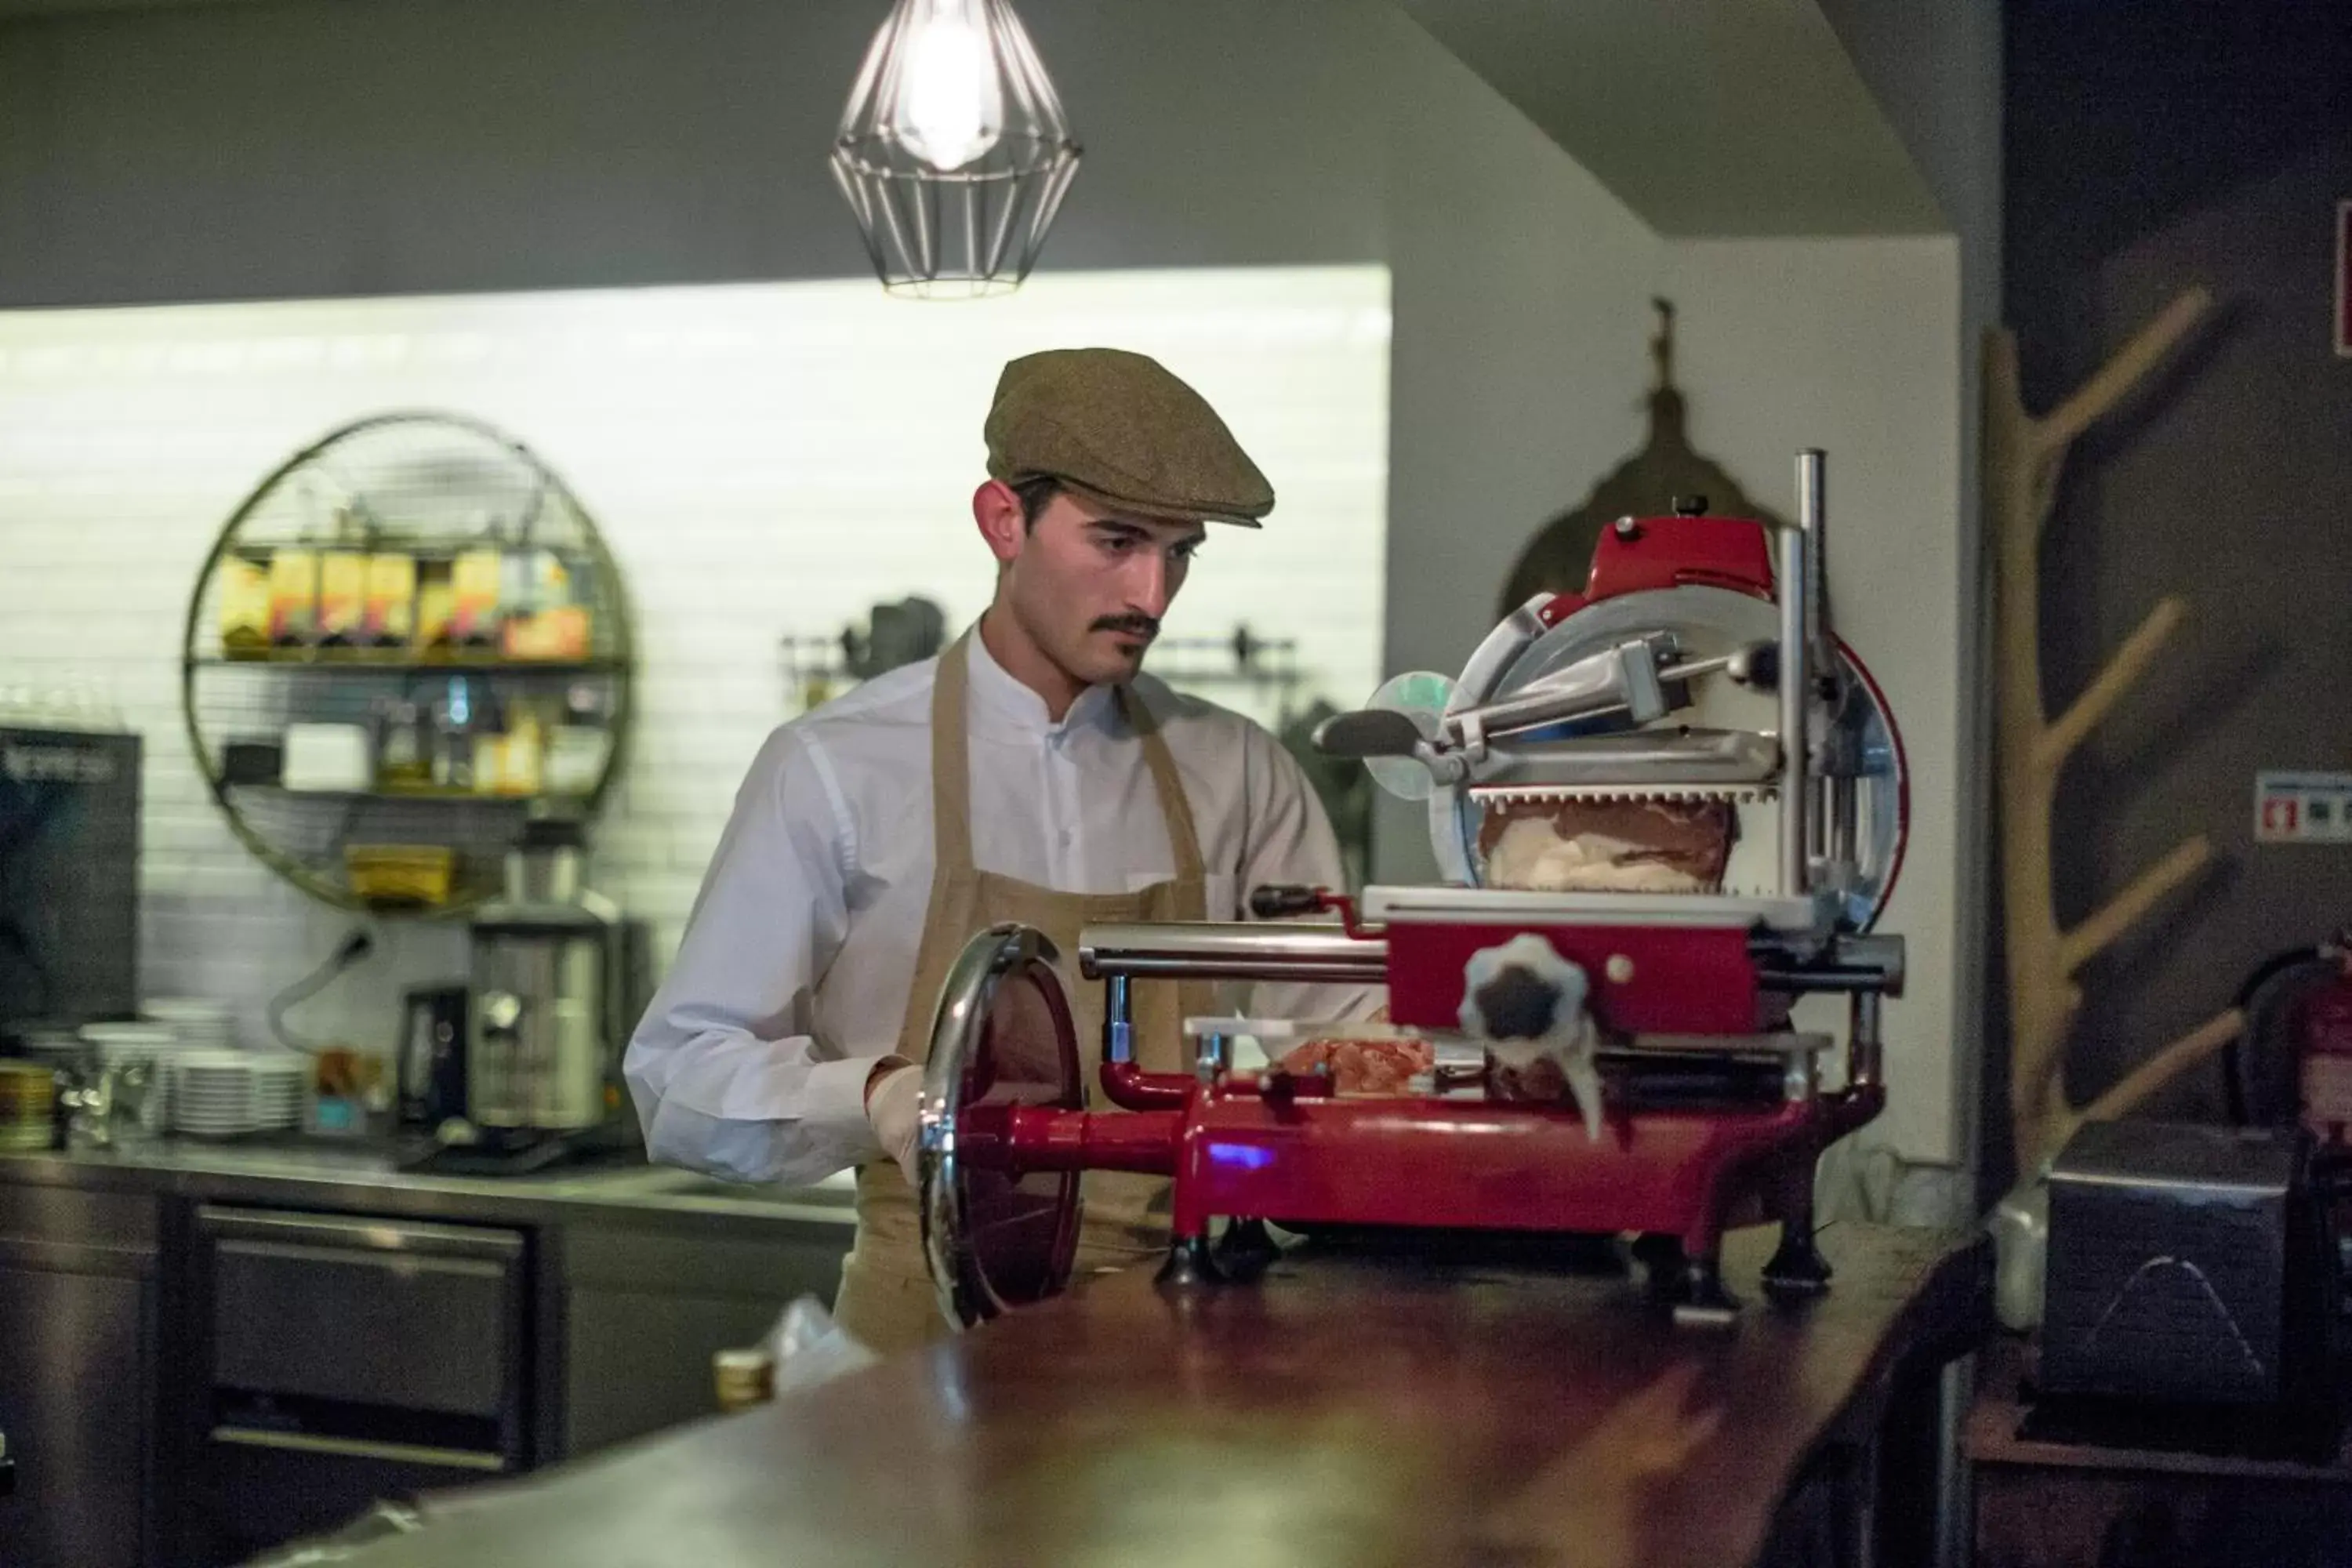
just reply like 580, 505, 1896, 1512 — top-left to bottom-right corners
2338, 201, 2352, 357
2256, 771, 2352, 843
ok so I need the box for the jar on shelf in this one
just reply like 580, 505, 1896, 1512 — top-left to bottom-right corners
430, 675, 481, 792
376, 698, 432, 791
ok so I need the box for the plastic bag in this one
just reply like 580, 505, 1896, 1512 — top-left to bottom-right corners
768, 1293, 880, 1394
235, 1501, 428, 1564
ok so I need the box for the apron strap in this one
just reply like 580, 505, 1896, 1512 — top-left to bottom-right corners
929, 634, 980, 875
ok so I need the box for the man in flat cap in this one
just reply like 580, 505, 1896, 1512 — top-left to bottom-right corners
626, 348, 1374, 1351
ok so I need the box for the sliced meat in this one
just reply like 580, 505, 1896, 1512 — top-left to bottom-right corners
1277, 1035, 1435, 1096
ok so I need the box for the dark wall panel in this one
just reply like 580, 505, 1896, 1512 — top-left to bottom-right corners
2005, 0, 2352, 1121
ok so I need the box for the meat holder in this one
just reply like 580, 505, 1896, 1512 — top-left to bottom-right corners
917, 452, 1909, 1328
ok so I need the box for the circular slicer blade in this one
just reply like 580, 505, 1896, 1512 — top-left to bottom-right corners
919, 924, 1083, 1330
1362, 670, 1461, 802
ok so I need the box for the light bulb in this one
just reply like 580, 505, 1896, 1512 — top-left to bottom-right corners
888, 6, 1004, 172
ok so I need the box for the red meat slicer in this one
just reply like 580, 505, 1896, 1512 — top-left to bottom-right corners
915, 452, 1909, 1327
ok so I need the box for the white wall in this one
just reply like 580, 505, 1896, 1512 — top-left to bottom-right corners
1659, 235, 1963, 1171
1814, 0, 2002, 1194
0, 267, 1391, 1054
1378, 13, 1662, 721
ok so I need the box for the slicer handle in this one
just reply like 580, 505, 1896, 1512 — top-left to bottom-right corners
1249, 884, 1327, 919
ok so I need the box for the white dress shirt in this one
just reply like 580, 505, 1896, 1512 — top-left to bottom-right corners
624, 632, 1373, 1187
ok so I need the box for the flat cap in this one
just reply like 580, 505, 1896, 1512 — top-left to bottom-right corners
985, 347, 1274, 527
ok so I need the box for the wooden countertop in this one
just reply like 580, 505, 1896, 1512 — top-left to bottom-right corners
338, 1222, 1987, 1568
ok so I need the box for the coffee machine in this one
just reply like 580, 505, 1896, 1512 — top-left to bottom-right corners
403, 812, 645, 1174
0, 726, 140, 1040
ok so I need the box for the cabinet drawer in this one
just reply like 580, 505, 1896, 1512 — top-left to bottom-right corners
199, 1207, 524, 1419
0, 1189, 156, 1260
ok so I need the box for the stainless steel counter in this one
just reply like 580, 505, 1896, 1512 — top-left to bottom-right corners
0, 1136, 858, 1568
0, 1138, 855, 1235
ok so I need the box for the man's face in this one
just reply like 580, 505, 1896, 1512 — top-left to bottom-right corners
986, 485, 1206, 688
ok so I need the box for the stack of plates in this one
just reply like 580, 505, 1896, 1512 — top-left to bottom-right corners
247, 1054, 305, 1131
169, 1051, 258, 1138
81, 1021, 180, 1063
143, 997, 235, 1052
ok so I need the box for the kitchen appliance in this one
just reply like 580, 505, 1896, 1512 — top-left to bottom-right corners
914, 452, 1909, 1327
2041, 1120, 2341, 1412
188, 1204, 530, 1560
0, 727, 140, 1037
397, 984, 470, 1131
408, 812, 645, 1173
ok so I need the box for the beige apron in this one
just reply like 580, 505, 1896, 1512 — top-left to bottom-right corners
829, 633, 1211, 1353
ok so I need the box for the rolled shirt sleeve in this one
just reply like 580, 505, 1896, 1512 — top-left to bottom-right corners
623, 727, 883, 1187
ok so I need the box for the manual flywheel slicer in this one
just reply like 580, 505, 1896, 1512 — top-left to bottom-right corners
915, 452, 1908, 1327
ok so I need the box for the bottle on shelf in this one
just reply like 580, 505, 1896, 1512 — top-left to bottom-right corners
500, 699, 546, 797
376, 698, 432, 792
267, 549, 318, 648
219, 557, 271, 654
431, 675, 479, 792
415, 557, 458, 654
364, 551, 418, 648
469, 694, 549, 798
317, 544, 368, 648
450, 545, 504, 652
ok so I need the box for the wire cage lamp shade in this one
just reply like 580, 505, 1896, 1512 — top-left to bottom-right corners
829, 0, 1082, 299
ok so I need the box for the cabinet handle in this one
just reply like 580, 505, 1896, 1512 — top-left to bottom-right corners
196, 1205, 524, 1264
209, 1425, 509, 1472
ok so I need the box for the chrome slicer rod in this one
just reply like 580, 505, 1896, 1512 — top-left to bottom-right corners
1779, 451, 1822, 898
1312, 640, 1773, 771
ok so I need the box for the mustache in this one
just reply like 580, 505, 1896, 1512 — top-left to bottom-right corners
1090, 615, 1160, 639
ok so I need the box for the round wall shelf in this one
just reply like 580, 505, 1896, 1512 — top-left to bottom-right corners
180, 412, 635, 914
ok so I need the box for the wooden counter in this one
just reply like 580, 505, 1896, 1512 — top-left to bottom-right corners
322, 1222, 1987, 1568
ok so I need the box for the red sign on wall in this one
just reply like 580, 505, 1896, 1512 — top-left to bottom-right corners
2338, 201, 2352, 357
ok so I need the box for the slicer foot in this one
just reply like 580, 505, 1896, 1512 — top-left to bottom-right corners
1761, 1223, 1834, 1301
1669, 1257, 1739, 1330
1156, 1232, 1223, 1289
1631, 1233, 1684, 1291
1214, 1218, 1279, 1279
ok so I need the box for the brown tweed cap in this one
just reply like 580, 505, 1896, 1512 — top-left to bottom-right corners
983, 347, 1274, 527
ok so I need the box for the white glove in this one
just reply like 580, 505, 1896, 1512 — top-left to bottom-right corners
863, 1062, 924, 1186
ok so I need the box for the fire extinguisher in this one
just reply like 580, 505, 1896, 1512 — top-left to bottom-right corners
2297, 931, 2352, 1147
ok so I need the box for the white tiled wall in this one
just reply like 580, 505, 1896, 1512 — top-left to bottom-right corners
0, 267, 1391, 1056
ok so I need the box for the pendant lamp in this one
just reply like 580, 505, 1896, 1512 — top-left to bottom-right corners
829, 0, 1083, 299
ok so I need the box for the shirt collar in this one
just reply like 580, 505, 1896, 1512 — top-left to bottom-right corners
964, 626, 1120, 738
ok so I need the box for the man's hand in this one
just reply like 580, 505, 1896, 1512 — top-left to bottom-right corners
863, 1059, 923, 1185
